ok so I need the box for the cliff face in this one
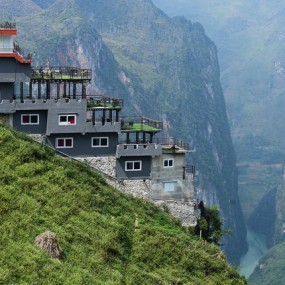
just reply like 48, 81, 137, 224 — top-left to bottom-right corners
79, 0, 247, 264
2, 0, 247, 263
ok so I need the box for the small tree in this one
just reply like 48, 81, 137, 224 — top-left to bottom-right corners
195, 202, 230, 245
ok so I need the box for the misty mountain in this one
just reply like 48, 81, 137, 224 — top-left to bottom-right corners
2, 0, 247, 264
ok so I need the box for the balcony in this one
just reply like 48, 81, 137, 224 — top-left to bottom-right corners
0, 22, 16, 29
31, 67, 92, 81
121, 116, 163, 133
87, 95, 123, 110
116, 143, 162, 158
153, 138, 189, 153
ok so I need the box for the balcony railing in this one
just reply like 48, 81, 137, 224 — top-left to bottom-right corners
31, 67, 92, 81
0, 22, 16, 30
153, 138, 189, 151
121, 116, 163, 132
87, 95, 123, 109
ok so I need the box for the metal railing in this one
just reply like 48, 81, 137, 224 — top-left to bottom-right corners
31, 67, 92, 81
87, 95, 123, 109
0, 21, 16, 30
121, 116, 163, 132
153, 138, 189, 150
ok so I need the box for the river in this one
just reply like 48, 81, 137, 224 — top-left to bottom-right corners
239, 227, 268, 279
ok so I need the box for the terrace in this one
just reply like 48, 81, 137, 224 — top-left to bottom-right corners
0, 22, 16, 30
153, 138, 190, 153
31, 67, 92, 81
121, 116, 163, 133
87, 95, 123, 109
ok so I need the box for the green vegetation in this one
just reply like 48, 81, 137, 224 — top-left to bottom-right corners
121, 123, 161, 132
195, 204, 230, 245
4, 0, 248, 264
0, 124, 247, 284
249, 241, 285, 285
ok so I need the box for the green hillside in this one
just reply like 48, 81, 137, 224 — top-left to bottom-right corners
249, 241, 285, 285
0, 124, 247, 284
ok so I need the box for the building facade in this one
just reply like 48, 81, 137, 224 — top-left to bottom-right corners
0, 22, 197, 225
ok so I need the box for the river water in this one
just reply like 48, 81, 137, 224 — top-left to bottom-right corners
239, 228, 268, 279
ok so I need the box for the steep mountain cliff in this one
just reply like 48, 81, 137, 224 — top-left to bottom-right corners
2, 0, 247, 264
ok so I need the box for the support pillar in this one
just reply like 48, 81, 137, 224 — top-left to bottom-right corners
63, 81, 67, 98
109, 110, 113, 123
46, 81, 50, 99
29, 82, 33, 99
20, 82, 24, 102
82, 82, 86, 99
38, 81, 41, 99
57, 82, 60, 99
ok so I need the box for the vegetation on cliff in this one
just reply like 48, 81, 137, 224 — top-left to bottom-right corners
249, 241, 285, 285
0, 124, 247, 284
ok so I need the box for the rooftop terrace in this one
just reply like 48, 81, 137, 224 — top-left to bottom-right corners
31, 67, 92, 81
121, 116, 163, 132
87, 95, 123, 109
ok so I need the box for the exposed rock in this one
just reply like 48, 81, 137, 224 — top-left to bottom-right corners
34, 231, 62, 260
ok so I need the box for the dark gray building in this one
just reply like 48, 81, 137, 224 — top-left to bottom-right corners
0, 22, 195, 208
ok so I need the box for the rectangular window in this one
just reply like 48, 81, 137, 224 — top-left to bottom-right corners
56, 138, 73, 148
164, 182, 175, 192
59, 114, 76, 125
92, 137, 109, 147
21, 114, 39, 125
163, 158, 174, 168
125, 161, 142, 171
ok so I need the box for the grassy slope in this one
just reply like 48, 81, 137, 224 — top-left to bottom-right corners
0, 124, 247, 284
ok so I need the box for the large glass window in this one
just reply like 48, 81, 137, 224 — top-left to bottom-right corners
21, 114, 39, 125
125, 161, 142, 171
56, 138, 73, 148
59, 114, 76, 125
92, 137, 109, 147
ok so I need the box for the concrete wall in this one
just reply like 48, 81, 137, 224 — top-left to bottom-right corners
0, 83, 13, 100
116, 156, 152, 180
116, 143, 162, 158
150, 153, 194, 201
47, 133, 118, 157
13, 110, 47, 134
0, 58, 31, 82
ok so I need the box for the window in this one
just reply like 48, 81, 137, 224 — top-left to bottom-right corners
92, 137, 109, 147
125, 161, 142, 171
56, 138, 73, 148
21, 114, 39, 125
163, 158, 174, 168
59, 114, 76, 125
164, 182, 175, 192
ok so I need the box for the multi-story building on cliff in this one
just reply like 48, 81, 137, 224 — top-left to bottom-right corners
0, 22, 196, 225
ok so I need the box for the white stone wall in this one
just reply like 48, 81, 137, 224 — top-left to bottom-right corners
155, 200, 199, 226
67, 155, 198, 226
29, 134, 46, 144
77, 156, 117, 177
115, 179, 150, 199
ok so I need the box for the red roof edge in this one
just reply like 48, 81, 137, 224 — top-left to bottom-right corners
0, 53, 32, 64
0, 30, 17, 36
